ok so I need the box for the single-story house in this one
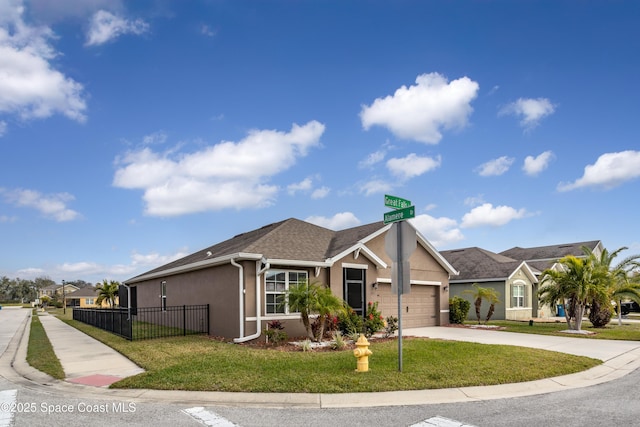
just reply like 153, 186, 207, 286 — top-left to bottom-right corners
499, 240, 603, 317
65, 286, 118, 308
441, 247, 538, 321
124, 218, 458, 342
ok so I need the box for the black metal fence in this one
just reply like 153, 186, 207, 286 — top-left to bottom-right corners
72, 304, 209, 341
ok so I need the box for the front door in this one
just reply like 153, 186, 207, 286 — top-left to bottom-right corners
344, 268, 366, 317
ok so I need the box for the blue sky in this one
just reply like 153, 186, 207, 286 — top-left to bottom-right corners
2, 0, 640, 285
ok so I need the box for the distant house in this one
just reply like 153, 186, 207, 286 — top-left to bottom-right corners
124, 218, 458, 341
66, 287, 118, 308
38, 284, 79, 299
499, 240, 603, 317
441, 247, 538, 321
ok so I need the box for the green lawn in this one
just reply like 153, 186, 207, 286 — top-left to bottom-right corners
485, 319, 640, 340
52, 317, 600, 393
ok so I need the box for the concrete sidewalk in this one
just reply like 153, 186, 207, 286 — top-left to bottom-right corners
8, 310, 640, 408
35, 311, 144, 386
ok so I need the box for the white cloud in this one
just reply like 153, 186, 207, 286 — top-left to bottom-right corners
287, 177, 313, 195
0, 2, 87, 123
476, 156, 514, 176
311, 186, 330, 199
0, 120, 6, 137
359, 179, 394, 196
358, 149, 387, 169
557, 150, 640, 191
464, 195, 485, 207
410, 214, 464, 248
2, 188, 80, 222
113, 121, 325, 216
387, 153, 441, 180
523, 150, 554, 176
461, 203, 527, 228
200, 24, 217, 37
142, 131, 168, 145
85, 10, 149, 46
500, 97, 555, 130
0, 215, 18, 223
360, 72, 479, 144
305, 212, 361, 230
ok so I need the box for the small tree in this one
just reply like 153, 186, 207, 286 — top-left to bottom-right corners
463, 284, 500, 324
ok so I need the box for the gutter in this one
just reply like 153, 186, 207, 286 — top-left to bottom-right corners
233, 258, 270, 343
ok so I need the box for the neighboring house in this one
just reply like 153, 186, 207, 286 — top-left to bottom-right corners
124, 218, 458, 342
65, 286, 118, 308
38, 284, 80, 299
499, 240, 603, 317
441, 247, 538, 321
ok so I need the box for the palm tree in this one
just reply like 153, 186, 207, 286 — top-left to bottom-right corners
538, 255, 607, 331
312, 286, 345, 341
463, 284, 500, 324
285, 281, 345, 342
285, 281, 318, 341
587, 246, 640, 326
96, 279, 120, 308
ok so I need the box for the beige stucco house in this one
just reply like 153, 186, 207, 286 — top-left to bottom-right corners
124, 218, 458, 342
500, 240, 603, 317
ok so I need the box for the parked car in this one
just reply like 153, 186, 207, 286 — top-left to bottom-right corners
618, 302, 640, 316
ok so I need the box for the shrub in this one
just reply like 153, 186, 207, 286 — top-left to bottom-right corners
263, 320, 287, 345
337, 307, 363, 336
449, 296, 471, 324
383, 315, 398, 338
363, 301, 385, 337
330, 331, 346, 350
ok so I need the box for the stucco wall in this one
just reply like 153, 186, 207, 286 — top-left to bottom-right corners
450, 282, 506, 321
131, 263, 240, 339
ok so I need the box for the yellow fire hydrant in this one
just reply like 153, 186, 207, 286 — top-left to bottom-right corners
353, 334, 372, 372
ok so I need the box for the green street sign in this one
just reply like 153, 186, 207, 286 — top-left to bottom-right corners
383, 205, 415, 224
384, 194, 412, 210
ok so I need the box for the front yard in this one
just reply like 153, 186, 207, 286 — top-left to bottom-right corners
47, 313, 600, 393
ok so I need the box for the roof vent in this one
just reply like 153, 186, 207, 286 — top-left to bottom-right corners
206, 251, 212, 257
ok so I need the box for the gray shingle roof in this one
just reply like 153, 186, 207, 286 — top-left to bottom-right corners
499, 240, 601, 271
441, 247, 523, 282
128, 218, 387, 281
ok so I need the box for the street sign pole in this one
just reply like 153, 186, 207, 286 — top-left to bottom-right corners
396, 221, 404, 372
383, 195, 416, 373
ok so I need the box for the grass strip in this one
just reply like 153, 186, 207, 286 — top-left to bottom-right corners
485, 320, 640, 340
27, 313, 65, 380
59, 318, 600, 393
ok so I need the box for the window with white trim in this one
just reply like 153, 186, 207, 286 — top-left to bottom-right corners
265, 270, 308, 314
512, 283, 525, 307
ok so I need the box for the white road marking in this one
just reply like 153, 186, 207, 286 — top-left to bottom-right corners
412, 416, 476, 427
0, 389, 17, 427
183, 406, 238, 426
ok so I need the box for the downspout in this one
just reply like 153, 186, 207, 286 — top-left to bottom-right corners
234, 258, 270, 343
230, 258, 244, 339
121, 283, 131, 320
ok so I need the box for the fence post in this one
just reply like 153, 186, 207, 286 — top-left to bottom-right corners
183, 305, 186, 336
